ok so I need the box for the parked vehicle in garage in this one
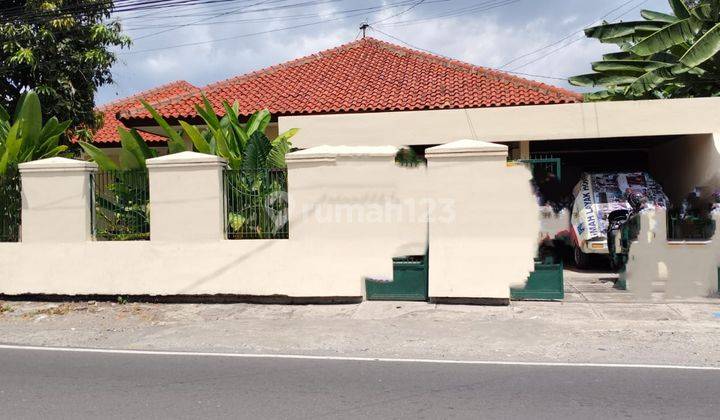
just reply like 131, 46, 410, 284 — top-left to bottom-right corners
569, 172, 668, 268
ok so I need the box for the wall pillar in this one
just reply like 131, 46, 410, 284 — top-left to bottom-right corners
146, 152, 227, 242
426, 139, 539, 304
18, 157, 97, 243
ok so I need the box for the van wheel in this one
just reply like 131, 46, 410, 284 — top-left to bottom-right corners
574, 246, 590, 269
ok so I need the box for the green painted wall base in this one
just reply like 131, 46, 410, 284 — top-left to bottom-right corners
511, 260, 564, 301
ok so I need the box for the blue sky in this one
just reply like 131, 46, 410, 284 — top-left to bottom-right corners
98, 0, 672, 105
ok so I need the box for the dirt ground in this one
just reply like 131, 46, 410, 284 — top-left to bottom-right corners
1, 298, 719, 367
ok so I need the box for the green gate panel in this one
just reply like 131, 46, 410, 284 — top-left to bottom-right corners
366, 256, 428, 301
511, 260, 564, 301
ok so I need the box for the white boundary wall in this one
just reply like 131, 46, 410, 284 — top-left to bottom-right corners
622, 209, 720, 298
0, 142, 538, 301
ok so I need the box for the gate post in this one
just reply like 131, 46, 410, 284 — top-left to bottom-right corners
425, 140, 539, 305
146, 152, 227, 242
18, 157, 97, 243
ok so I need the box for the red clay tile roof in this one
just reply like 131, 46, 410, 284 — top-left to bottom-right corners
118, 37, 581, 124
93, 80, 199, 144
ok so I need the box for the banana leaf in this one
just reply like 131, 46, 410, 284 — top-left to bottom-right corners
631, 17, 703, 56
568, 73, 637, 87
669, 0, 691, 19
591, 60, 671, 74
680, 22, 720, 67
641, 9, 680, 23
584, 21, 667, 41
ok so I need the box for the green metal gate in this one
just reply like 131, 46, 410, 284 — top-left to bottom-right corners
365, 255, 429, 301
516, 155, 562, 181
510, 155, 565, 300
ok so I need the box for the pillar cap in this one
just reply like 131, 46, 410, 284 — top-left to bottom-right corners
146, 151, 227, 169
18, 157, 98, 173
286, 145, 398, 164
426, 139, 508, 159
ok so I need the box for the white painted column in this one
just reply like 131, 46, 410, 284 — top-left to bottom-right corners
426, 139, 539, 304
18, 157, 97, 243
146, 152, 227, 242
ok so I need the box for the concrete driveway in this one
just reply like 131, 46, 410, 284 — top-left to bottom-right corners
564, 268, 719, 304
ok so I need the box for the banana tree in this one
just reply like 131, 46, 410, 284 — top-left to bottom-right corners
570, 0, 720, 100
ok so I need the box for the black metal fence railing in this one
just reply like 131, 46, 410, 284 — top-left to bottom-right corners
93, 170, 150, 241
0, 167, 21, 242
667, 211, 716, 241
224, 168, 289, 240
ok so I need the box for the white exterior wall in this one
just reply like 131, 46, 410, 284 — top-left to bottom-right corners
279, 98, 720, 147
650, 133, 720, 203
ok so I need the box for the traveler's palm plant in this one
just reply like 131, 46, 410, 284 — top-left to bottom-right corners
79, 128, 153, 240
142, 96, 295, 239
80, 95, 297, 239
0, 91, 70, 175
0, 91, 70, 241
141, 94, 296, 170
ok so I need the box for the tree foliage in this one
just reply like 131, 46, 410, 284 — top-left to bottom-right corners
570, 0, 720, 100
0, 1, 131, 132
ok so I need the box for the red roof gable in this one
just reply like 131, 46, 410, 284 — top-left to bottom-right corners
93, 80, 198, 144
119, 37, 581, 123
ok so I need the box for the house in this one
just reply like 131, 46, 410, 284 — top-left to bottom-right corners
110, 37, 720, 207
3, 38, 720, 302
92, 36, 720, 295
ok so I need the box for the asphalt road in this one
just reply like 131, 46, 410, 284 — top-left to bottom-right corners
1, 347, 719, 419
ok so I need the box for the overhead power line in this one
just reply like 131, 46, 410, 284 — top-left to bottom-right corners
368, 26, 571, 82
377, 0, 522, 27
117, 0, 439, 54
131, 0, 274, 40
503, 0, 651, 72
0, 0, 272, 25
121, 0, 435, 30
369, 0, 426, 25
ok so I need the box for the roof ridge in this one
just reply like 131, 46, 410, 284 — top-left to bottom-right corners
117, 37, 581, 121
98, 80, 198, 110
364, 37, 581, 101
204, 38, 370, 91
118, 39, 373, 119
